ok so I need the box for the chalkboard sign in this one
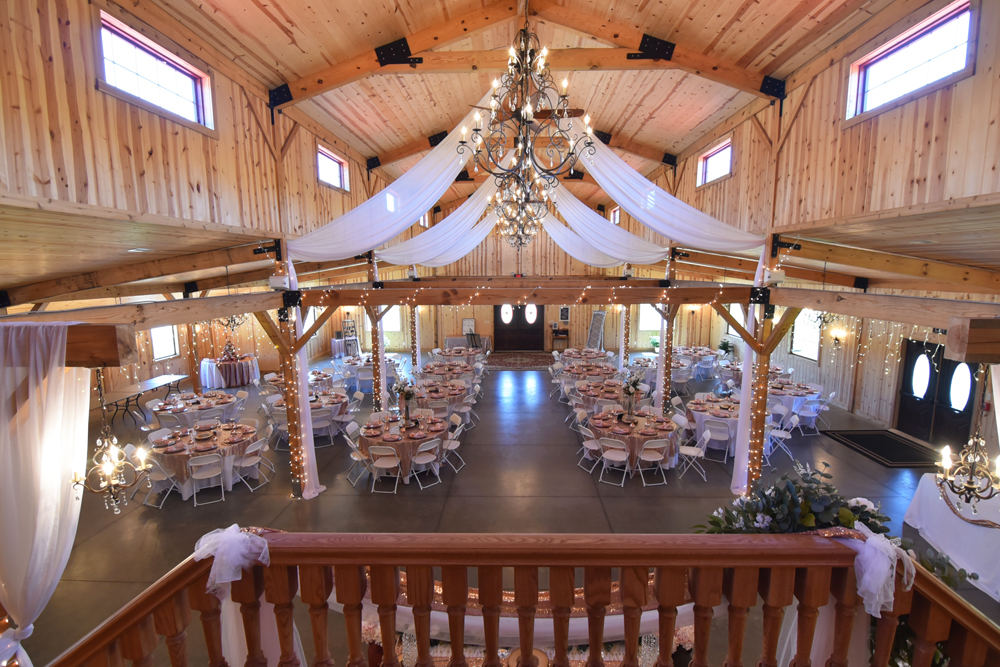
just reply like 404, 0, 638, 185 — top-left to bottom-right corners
586, 310, 606, 350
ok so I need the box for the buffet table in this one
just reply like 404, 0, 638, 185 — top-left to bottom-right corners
445, 335, 492, 352
200, 357, 260, 389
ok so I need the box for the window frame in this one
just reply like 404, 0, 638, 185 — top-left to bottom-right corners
696, 138, 733, 188
843, 0, 978, 129
638, 304, 662, 331
419, 212, 430, 228
366, 305, 402, 333
150, 325, 180, 362
725, 303, 746, 337
789, 310, 822, 362
317, 145, 350, 193
93, 8, 218, 139
609, 206, 621, 225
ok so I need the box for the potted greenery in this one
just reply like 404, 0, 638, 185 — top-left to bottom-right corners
650, 335, 660, 352
717, 339, 735, 359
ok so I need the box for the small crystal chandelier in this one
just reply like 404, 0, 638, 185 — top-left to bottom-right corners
71, 369, 150, 514
938, 365, 999, 514
458, 0, 594, 248
220, 313, 249, 334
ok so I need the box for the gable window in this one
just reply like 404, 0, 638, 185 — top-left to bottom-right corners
150, 325, 179, 361
847, 0, 974, 121
419, 213, 430, 228
697, 139, 732, 186
638, 304, 662, 331
726, 304, 746, 337
789, 309, 822, 361
318, 146, 349, 191
97, 11, 214, 132
609, 206, 621, 225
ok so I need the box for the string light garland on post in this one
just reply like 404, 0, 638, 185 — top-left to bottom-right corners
938, 365, 999, 515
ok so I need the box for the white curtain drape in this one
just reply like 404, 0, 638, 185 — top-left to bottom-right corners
0, 324, 91, 667
542, 219, 623, 268
549, 187, 670, 264
286, 264, 325, 500
287, 92, 491, 262
584, 141, 763, 252
419, 215, 500, 268
375, 178, 498, 266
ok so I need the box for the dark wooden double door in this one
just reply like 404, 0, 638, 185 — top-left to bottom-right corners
896, 339, 976, 448
493, 305, 545, 350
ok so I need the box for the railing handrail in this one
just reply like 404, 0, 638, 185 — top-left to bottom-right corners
912, 563, 1000, 652
261, 532, 859, 566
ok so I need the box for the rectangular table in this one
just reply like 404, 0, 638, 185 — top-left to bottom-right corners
103, 374, 188, 424
445, 335, 492, 352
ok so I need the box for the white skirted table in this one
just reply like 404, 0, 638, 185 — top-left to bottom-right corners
200, 357, 260, 389
904, 473, 1000, 601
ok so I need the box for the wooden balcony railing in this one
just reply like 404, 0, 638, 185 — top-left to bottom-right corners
47, 532, 1000, 667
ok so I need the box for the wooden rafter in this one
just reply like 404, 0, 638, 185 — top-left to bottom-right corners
761, 307, 801, 356
289, 306, 338, 355
529, 0, 784, 100
711, 303, 760, 353
253, 310, 291, 357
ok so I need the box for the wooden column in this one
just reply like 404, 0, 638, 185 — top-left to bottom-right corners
264, 565, 302, 667
550, 567, 576, 667
152, 590, 192, 667
747, 330, 771, 489
657, 306, 674, 416
790, 567, 832, 667
619, 305, 631, 370
282, 322, 307, 493
188, 572, 229, 667
621, 567, 649, 667
411, 305, 421, 369
653, 567, 687, 667
825, 567, 859, 667
688, 568, 723, 667
479, 566, 504, 667
367, 305, 386, 412
300, 565, 336, 667
334, 565, 369, 667
184, 322, 202, 394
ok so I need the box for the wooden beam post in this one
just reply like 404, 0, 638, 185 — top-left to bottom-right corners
411, 305, 421, 368
620, 305, 631, 370
185, 322, 202, 394
746, 312, 772, 490
655, 305, 674, 416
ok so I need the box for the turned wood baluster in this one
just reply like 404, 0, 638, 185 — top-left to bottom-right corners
584, 567, 612, 667
621, 567, 649, 667
688, 567, 723, 667
947, 625, 988, 667
907, 593, 952, 667
84, 640, 126, 667
790, 567, 832, 667
550, 566, 577, 667
188, 572, 230, 667
231, 566, 268, 667
264, 565, 302, 667
406, 566, 435, 667
870, 572, 913, 667
515, 566, 540, 667
982, 648, 1000, 667
335, 565, 370, 667
479, 566, 504, 667
824, 568, 859, 667
757, 568, 795, 667
653, 567, 687, 667
441, 566, 469, 667
300, 565, 336, 667
119, 615, 158, 667
723, 568, 759, 667
369, 566, 402, 667
153, 589, 192, 667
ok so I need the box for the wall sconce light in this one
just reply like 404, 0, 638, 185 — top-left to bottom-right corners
831, 327, 847, 347
689, 305, 700, 314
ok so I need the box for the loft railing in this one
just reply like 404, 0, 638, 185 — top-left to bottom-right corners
47, 532, 1000, 667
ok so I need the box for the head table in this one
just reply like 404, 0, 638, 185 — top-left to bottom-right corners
588, 410, 679, 471
199, 356, 259, 389
358, 415, 451, 483
148, 422, 258, 500
561, 349, 608, 363
151, 391, 239, 427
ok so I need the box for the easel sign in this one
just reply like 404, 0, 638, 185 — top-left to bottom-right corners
462, 318, 475, 335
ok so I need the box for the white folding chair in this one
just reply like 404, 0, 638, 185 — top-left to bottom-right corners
598, 438, 630, 486
411, 438, 442, 490
311, 407, 336, 447
369, 445, 403, 494
637, 439, 669, 486
767, 415, 797, 460
677, 431, 710, 481
233, 439, 270, 492
669, 414, 694, 447
795, 400, 824, 435
156, 412, 184, 429
442, 419, 465, 472
343, 423, 373, 487
188, 454, 225, 507
428, 400, 451, 420
577, 426, 602, 474
703, 419, 732, 464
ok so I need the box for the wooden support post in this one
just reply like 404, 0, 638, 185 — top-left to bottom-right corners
411, 305, 421, 368
367, 305, 386, 412
747, 339, 771, 490
281, 316, 306, 495
620, 305, 631, 370
185, 323, 201, 394
334, 565, 369, 667
655, 306, 674, 416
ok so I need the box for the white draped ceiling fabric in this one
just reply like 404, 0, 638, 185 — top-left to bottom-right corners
0, 324, 91, 667
585, 141, 763, 252
421, 214, 500, 267
542, 218, 623, 268
287, 92, 491, 262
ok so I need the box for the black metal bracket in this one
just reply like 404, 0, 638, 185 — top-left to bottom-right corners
375, 38, 423, 66
760, 76, 786, 100
564, 170, 584, 181
372, 281, 385, 289
366, 156, 381, 171
433, 205, 442, 214
627, 34, 675, 61
254, 239, 283, 262
183, 281, 199, 296
671, 248, 690, 260
268, 84, 293, 111
596, 204, 606, 213
0, 290, 10, 309
277, 308, 289, 323
853, 276, 869, 291
659, 279, 671, 288
593, 130, 612, 146
427, 131, 448, 148
662, 153, 677, 167
763, 304, 776, 320
282, 290, 302, 309
770, 233, 801, 258
933, 327, 948, 335
455, 170, 475, 182
750, 286, 770, 305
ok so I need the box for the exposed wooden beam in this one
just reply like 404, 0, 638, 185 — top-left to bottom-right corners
673, 249, 863, 289
290, 306, 339, 355
945, 318, 1000, 363
64, 324, 139, 368
254, 310, 291, 357
778, 236, 1000, 292
762, 307, 800, 356
380, 47, 688, 76
530, 0, 784, 100
273, 0, 519, 108
1, 242, 280, 307
711, 303, 760, 353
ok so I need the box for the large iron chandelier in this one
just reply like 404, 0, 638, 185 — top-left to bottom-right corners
71, 369, 150, 513
458, 0, 594, 249
938, 365, 999, 514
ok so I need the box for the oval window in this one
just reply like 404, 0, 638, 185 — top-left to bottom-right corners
950, 363, 972, 411
500, 304, 513, 324
525, 304, 537, 324
911, 354, 931, 399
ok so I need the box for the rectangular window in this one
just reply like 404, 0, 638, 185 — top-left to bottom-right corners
609, 206, 621, 225
365, 306, 402, 333
98, 11, 213, 130
790, 309, 822, 361
638, 304, 662, 331
726, 304, 745, 337
150, 325, 179, 361
318, 146, 349, 191
697, 139, 732, 186
419, 212, 430, 228
848, 0, 973, 120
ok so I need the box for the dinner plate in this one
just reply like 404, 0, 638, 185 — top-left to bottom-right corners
611, 427, 631, 435
194, 431, 214, 440
639, 429, 657, 436
655, 424, 674, 431
165, 445, 186, 454
221, 423, 237, 430
225, 436, 245, 444
429, 424, 447, 432
408, 432, 428, 440
690, 406, 708, 412
152, 439, 172, 448
194, 444, 218, 453
383, 434, 402, 442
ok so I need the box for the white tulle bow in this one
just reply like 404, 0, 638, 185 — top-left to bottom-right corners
193, 524, 270, 598
840, 524, 916, 617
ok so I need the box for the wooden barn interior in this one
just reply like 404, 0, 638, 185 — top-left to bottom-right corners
3, 0, 1000, 664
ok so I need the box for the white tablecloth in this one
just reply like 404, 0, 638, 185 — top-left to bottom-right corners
689, 408, 771, 456
766, 392, 819, 422
904, 473, 1000, 601
200, 357, 260, 389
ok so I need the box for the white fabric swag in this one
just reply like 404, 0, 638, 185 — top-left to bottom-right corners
375, 178, 499, 266
420, 214, 500, 268
548, 187, 670, 264
542, 218, 623, 268
0, 324, 91, 667
287, 91, 491, 262
585, 141, 763, 252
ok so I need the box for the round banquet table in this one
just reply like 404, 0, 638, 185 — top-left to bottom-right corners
438, 348, 482, 365
687, 400, 771, 456
628, 361, 658, 385
561, 349, 608, 363
758, 383, 820, 422
412, 385, 467, 412
358, 416, 450, 483
273, 392, 349, 416
421, 363, 474, 382
200, 357, 260, 389
151, 392, 239, 427
561, 364, 616, 381
148, 423, 258, 500
587, 413, 678, 470
578, 381, 625, 412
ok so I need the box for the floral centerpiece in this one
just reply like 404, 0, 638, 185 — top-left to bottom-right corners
621, 371, 644, 421
396, 378, 417, 426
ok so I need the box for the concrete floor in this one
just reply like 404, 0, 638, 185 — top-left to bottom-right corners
23, 353, 982, 664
